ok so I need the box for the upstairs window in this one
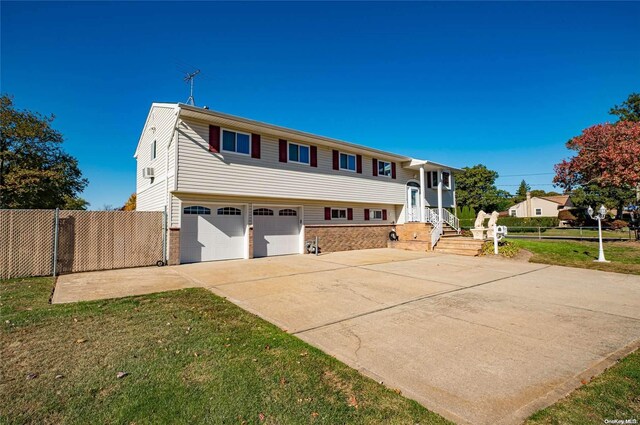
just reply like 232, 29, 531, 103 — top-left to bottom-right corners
184, 206, 211, 215
288, 143, 310, 164
331, 208, 347, 219
427, 171, 439, 189
442, 172, 451, 189
253, 208, 274, 216
217, 207, 242, 216
339, 153, 356, 172
378, 160, 392, 177
222, 129, 251, 155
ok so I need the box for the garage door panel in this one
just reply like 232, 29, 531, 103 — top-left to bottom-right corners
180, 205, 245, 263
253, 208, 300, 258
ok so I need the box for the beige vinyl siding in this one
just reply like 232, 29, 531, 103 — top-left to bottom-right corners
176, 118, 414, 205
136, 105, 177, 211
171, 193, 398, 228
509, 197, 561, 218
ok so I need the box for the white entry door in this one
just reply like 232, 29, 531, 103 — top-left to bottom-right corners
253, 207, 300, 257
407, 187, 420, 222
180, 204, 245, 263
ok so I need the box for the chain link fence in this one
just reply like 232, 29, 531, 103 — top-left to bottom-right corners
1, 209, 165, 280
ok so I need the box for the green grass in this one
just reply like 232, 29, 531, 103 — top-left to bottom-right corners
509, 239, 640, 275
1, 277, 450, 425
509, 228, 632, 239
526, 349, 640, 425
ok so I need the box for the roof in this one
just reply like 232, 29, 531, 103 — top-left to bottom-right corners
135, 102, 461, 171
540, 195, 570, 205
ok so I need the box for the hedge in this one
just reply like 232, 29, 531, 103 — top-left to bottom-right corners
496, 216, 560, 232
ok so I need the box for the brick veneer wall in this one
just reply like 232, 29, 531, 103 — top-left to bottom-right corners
305, 224, 394, 253
167, 227, 181, 265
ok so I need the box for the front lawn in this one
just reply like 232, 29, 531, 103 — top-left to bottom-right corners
1, 277, 449, 424
509, 239, 640, 275
526, 348, 640, 425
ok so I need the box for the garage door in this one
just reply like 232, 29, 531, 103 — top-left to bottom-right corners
180, 205, 245, 263
253, 207, 300, 258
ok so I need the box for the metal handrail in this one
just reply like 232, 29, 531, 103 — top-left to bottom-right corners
431, 220, 443, 249
426, 208, 460, 232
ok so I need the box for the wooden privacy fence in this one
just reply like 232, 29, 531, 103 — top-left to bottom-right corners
0, 209, 165, 279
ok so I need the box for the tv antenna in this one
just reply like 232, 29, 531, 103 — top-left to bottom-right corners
184, 69, 200, 105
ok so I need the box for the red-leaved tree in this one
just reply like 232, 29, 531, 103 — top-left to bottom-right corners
554, 121, 640, 188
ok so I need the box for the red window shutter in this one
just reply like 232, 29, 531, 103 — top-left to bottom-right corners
356, 154, 362, 174
279, 139, 287, 163
251, 134, 261, 159
347, 208, 353, 221
382, 209, 388, 221
391, 162, 397, 179
209, 125, 220, 153
310, 146, 318, 167
372, 158, 378, 176
324, 207, 331, 220
364, 208, 370, 221
332, 150, 339, 170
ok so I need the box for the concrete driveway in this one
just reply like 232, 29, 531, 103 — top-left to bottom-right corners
53, 248, 640, 425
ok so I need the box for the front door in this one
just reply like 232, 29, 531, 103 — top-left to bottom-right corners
407, 187, 420, 222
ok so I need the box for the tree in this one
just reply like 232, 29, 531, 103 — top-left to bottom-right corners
62, 195, 89, 210
0, 94, 88, 209
514, 180, 531, 203
122, 193, 136, 211
554, 121, 640, 218
610, 93, 640, 122
454, 164, 509, 212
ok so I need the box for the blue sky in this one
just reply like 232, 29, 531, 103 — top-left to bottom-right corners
2, 1, 639, 209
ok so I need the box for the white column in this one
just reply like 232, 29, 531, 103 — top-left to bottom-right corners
419, 166, 426, 222
437, 169, 443, 223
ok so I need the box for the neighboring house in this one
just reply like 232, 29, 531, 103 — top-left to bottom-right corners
135, 103, 461, 264
507, 192, 574, 218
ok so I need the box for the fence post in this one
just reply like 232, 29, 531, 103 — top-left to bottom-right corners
162, 208, 167, 265
52, 208, 59, 277
315, 236, 319, 256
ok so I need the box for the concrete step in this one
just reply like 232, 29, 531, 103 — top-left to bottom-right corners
435, 247, 482, 256
388, 240, 430, 252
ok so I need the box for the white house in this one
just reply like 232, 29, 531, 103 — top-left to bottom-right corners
134, 103, 461, 264
508, 192, 574, 218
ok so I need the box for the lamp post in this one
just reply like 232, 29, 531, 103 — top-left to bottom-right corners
587, 205, 609, 263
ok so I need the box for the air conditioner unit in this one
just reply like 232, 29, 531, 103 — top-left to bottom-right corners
142, 167, 155, 179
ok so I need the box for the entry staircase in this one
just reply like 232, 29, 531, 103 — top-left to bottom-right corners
389, 209, 484, 256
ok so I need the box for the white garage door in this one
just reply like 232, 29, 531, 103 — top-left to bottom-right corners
180, 205, 245, 263
253, 207, 300, 258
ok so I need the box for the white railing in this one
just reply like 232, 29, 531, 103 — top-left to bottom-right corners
426, 208, 460, 232
431, 220, 443, 249
442, 209, 460, 232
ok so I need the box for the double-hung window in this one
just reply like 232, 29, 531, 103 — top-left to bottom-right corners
288, 142, 310, 164
378, 160, 391, 177
371, 209, 383, 220
331, 208, 347, 219
442, 172, 451, 189
510, 209, 517, 217
339, 153, 356, 171
222, 129, 251, 155
535, 208, 542, 216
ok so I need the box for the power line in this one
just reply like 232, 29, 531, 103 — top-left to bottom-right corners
498, 172, 555, 177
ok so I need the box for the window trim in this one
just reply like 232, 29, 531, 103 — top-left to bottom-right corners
377, 160, 392, 178
221, 128, 252, 156
331, 208, 348, 220
370, 209, 383, 220
510, 209, 517, 217
151, 140, 157, 161
217, 206, 242, 216
278, 208, 297, 216
535, 208, 542, 216
287, 142, 310, 165
339, 152, 357, 172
